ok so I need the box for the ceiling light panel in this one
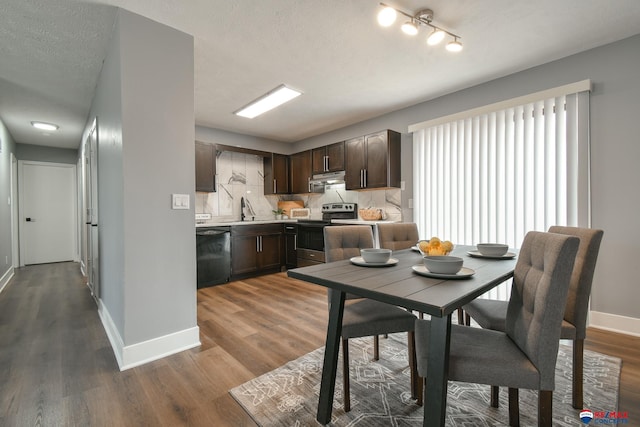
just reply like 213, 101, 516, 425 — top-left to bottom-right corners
235, 85, 302, 119
31, 121, 59, 131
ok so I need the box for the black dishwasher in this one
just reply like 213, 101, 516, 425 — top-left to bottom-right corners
196, 227, 231, 288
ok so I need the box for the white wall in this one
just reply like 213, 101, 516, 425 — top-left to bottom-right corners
0, 119, 17, 290
288, 34, 640, 332
85, 8, 199, 368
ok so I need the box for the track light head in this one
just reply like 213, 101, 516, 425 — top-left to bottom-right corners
377, 6, 397, 26
401, 20, 419, 36
377, 3, 462, 53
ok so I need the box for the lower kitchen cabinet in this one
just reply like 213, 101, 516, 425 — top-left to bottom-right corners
284, 223, 297, 269
231, 224, 282, 279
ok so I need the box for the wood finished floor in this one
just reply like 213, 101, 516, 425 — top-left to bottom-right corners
0, 262, 638, 426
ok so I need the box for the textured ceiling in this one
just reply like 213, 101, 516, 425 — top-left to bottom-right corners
2, 0, 640, 149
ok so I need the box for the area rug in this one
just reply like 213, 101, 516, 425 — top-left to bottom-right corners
230, 333, 621, 426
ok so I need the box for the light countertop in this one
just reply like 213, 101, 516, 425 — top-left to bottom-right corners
196, 219, 298, 227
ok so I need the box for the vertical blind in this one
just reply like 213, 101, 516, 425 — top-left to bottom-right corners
410, 81, 591, 300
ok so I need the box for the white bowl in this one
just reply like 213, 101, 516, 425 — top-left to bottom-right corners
423, 256, 464, 274
476, 243, 509, 257
360, 248, 392, 263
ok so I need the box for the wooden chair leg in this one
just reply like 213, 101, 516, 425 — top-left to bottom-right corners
491, 385, 500, 408
373, 335, 380, 360
417, 376, 424, 406
464, 312, 471, 326
508, 388, 519, 427
457, 308, 464, 325
342, 338, 351, 412
572, 339, 584, 409
408, 331, 418, 400
538, 390, 553, 427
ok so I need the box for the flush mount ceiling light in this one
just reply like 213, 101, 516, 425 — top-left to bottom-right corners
31, 121, 59, 131
235, 84, 302, 119
377, 3, 463, 52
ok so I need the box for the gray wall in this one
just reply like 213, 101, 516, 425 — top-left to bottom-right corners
195, 126, 290, 154
0, 119, 17, 278
15, 143, 78, 164
85, 9, 197, 348
289, 34, 640, 321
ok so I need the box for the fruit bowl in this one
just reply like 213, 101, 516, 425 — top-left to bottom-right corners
417, 237, 454, 256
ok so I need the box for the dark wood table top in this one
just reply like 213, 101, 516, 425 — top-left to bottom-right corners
288, 245, 517, 317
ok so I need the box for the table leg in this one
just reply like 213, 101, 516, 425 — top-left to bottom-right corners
423, 315, 452, 427
316, 290, 345, 425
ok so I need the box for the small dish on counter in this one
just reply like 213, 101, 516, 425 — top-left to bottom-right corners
412, 264, 475, 279
350, 257, 399, 267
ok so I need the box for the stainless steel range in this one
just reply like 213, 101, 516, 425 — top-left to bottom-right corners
296, 203, 357, 267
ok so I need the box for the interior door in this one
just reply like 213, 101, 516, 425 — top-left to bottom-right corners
19, 161, 77, 265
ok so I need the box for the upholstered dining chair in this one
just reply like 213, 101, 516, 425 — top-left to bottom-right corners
415, 231, 579, 426
462, 226, 603, 409
324, 225, 419, 412
377, 222, 420, 251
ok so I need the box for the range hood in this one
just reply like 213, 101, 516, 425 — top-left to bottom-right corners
310, 171, 345, 185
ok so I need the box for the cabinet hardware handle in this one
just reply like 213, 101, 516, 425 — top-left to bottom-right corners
256, 236, 260, 252
308, 177, 311, 192
294, 235, 297, 250
325, 155, 329, 172
364, 169, 367, 187
273, 179, 277, 193
261, 236, 263, 252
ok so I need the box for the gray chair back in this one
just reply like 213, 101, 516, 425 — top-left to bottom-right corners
377, 223, 420, 251
324, 225, 374, 262
506, 231, 579, 390
548, 226, 604, 340
324, 225, 374, 302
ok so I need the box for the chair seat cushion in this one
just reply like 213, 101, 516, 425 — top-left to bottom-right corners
465, 299, 577, 340
464, 299, 508, 330
415, 320, 544, 390
341, 299, 416, 339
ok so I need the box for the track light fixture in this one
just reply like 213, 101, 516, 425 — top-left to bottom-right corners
377, 3, 463, 52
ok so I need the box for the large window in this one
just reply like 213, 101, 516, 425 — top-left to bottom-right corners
410, 81, 591, 298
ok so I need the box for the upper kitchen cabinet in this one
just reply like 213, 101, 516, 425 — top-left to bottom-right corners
345, 130, 401, 190
195, 141, 216, 192
290, 150, 313, 194
312, 141, 345, 174
264, 153, 289, 195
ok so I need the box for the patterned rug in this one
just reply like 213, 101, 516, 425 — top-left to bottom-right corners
230, 333, 621, 426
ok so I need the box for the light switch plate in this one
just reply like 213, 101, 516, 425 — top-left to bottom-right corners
172, 194, 190, 210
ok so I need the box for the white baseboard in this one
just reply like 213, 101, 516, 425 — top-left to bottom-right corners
98, 301, 201, 371
0, 266, 15, 294
589, 310, 640, 337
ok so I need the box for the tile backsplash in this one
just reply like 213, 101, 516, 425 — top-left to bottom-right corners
195, 151, 403, 222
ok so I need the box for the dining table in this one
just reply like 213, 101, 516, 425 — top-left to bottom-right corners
287, 244, 518, 427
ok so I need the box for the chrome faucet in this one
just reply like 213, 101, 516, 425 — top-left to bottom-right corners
240, 196, 246, 221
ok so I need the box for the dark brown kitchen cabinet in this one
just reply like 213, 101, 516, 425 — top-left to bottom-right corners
264, 153, 289, 195
289, 150, 313, 194
283, 223, 297, 269
312, 141, 345, 174
195, 141, 216, 192
345, 130, 401, 190
231, 224, 282, 279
